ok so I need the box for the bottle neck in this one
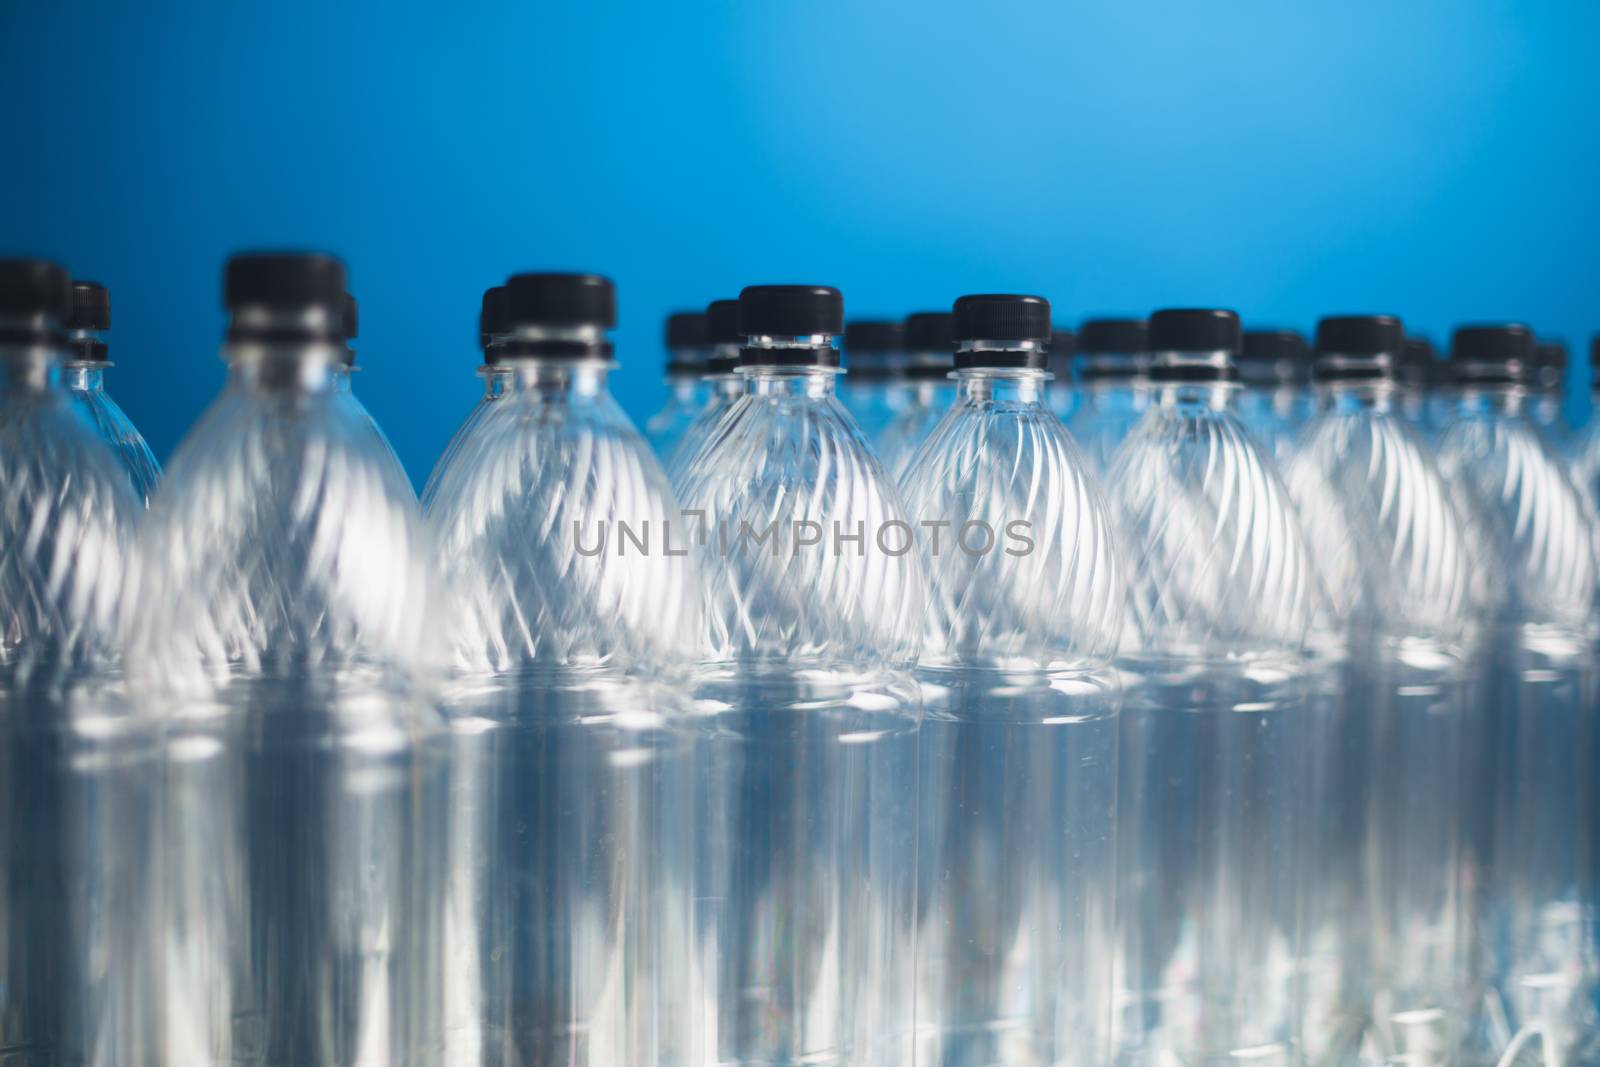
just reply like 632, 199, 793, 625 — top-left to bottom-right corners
1456, 382, 1526, 418
953, 366, 1048, 405
0, 344, 63, 393
1158, 381, 1234, 411
742, 365, 840, 400
61, 363, 107, 393
495, 356, 614, 399
225, 343, 346, 394
1319, 376, 1397, 414
666, 375, 702, 402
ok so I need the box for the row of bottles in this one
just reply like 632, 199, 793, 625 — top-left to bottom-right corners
0, 251, 1594, 1067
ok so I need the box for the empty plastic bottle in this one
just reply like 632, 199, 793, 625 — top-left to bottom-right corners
426, 272, 698, 1066
1236, 328, 1314, 463
421, 285, 512, 512
131, 251, 449, 1065
877, 310, 956, 478
899, 294, 1123, 1066
1105, 308, 1317, 1066
0, 258, 157, 1064
676, 284, 925, 1067
1529, 339, 1570, 445
1397, 336, 1442, 433
842, 319, 910, 439
1287, 315, 1475, 1065
1435, 325, 1600, 1067
1064, 317, 1151, 473
645, 310, 711, 459
1046, 327, 1076, 420
60, 281, 161, 504
666, 297, 745, 486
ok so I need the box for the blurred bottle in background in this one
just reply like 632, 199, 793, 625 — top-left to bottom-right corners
1236, 328, 1314, 463
421, 285, 513, 512
1106, 308, 1316, 1066
667, 297, 746, 487
645, 310, 711, 460
0, 258, 156, 1064
877, 310, 955, 479
1287, 315, 1475, 1065
841, 318, 910, 439
60, 280, 161, 505
428, 272, 699, 1065
900, 294, 1123, 1066
677, 284, 925, 1067
1527, 339, 1570, 446
1065, 317, 1151, 474
1397, 336, 1442, 434
133, 251, 449, 1066
1435, 324, 1599, 1067
1045, 326, 1076, 420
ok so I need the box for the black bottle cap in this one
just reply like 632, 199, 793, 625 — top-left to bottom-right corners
950, 294, 1050, 369
0, 258, 71, 345
224, 251, 348, 344
66, 280, 111, 361
1400, 337, 1441, 388
1450, 324, 1534, 385
478, 286, 508, 354
1590, 335, 1600, 371
1532, 340, 1567, 392
338, 293, 358, 366
901, 312, 955, 379
1046, 329, 1075, 376
664, 311, 708, 374
1244, 328, 1311, 361
1147, 308, 1240, 382
1078, 318, 1149, 354
1310, 316, 1400, 382
738, 285, 843, 367
704, 299, 742, 373
500, 273, 617, 360
845, 320, 905, 379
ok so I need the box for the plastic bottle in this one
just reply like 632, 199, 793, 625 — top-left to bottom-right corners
1436, 325, 1600, 1067
1105, 307, 1317, 1065
1046, 327, 1076, 421
666, 297, 746, 487
645, 310, 711, 459
676, 284, 925, 1067
841, 319, 910, 440
420, 285, 513, 512
132, 251, 449, 1064
1236, 328, 1314, 462
877, 311, 955, 479
1064, 318, 1151, 473
0, 257, 155, 1063
1287, 315, 1475, 1065
426, 272, 699, 1064
1528, 339, 1570, 445
900, 293, 1123, 1066
60, 281, 161, 504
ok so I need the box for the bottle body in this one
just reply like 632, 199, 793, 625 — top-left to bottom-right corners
667, 372, 746, 490
421, 365, 509, 512
1065, 376, 1152, 473
645, 373, 710, 462
876, 377, 954, 480
63, 362, 161, 504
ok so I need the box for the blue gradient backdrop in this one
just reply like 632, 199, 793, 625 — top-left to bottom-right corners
4, 0, 1598, 485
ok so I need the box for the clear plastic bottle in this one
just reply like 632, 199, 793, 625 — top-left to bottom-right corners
1236, 328, 1316, 463
60, 281, 161, 504
841, 319, 910, 440
1397, 336, 1442, 433
1435, 325, 1600, 1067
666, 298, 747, 487
1045, 326, 1076, 421
1106, 308, 1317, 1066
676, 284, 925, 1067
131, 252, 449, 1065
877, 311, 955, 479
420, 285, 512, 513
0, 258, 157, 1064
1529, 339, 1571, 446
1064, 318, 1151, 474
426, 272, 699, 1065
899, 294, 1123, 1066
1287, 315, 1475, 1065
645, 310, 711, 460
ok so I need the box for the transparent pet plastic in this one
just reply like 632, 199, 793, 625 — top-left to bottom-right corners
877, 376, 955, 481
1105, 375, 1317, 1065
420, 363, 509, 512
899, 363, 1123, 1066
676, 360, 925, 1067
645, 373, 710, 461
1285, 378, 1475, 1064
667, 366, 745, 490
63, 362, 161, 505
426, 355, 698, 1065
840, 373, 911, 441
131, 344, 449, 1065
1235, 378, 1317, 466
1065, 371, 1153, 474
1435, 386, 1600, 1067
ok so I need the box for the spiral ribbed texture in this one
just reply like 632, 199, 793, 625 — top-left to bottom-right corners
1437, 413, 1596, 630
428, 384, 701, 672
676, 384, 925, 666
1107, 399, 1315, 659
0, 389, 137, 677
68, 383, 161, 506
1286, 407, 1472, 641
130, 385, 443, 691
901, 390, 1122, 668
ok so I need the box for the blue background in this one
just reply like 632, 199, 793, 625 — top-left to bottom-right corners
4, 0, 1598, 485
